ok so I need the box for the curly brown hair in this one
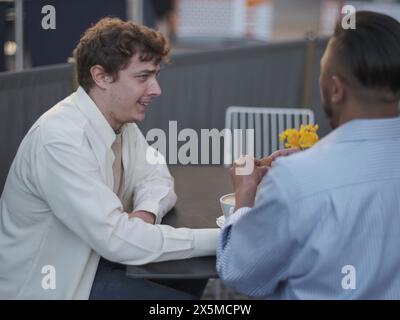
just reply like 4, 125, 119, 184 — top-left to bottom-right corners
74, 17, 170, 92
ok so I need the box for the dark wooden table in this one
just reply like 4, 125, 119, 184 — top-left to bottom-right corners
125, 165, 233, 279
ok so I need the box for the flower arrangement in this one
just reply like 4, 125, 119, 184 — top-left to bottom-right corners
279, 124, 319, 150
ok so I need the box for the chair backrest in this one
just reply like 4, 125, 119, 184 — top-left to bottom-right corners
224, 106, 314, 165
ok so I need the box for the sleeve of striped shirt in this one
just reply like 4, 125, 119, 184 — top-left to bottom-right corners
216, 172, 299, 297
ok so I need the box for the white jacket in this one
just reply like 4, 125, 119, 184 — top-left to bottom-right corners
0, 87, 219, 299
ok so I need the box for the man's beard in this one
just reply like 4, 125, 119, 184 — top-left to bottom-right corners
321, 87, 336, 129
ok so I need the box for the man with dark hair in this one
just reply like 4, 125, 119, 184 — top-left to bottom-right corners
0, 18, 219, 299
218, 11, 400, 299
320, 11, 400, 129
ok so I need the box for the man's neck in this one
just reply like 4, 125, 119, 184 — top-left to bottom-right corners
88, 88, 122, 132
337, 102, 399, 127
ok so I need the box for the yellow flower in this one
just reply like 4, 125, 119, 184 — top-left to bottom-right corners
300, 124, 319, 134
280, 129, 300, 148
299, 131, 319, 149
279, 124, 319, 150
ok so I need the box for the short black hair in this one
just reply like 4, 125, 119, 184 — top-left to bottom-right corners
331, 11, 400, 99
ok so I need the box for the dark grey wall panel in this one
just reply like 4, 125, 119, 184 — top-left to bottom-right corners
139, 41, 308, 135
0, 64, 73, 191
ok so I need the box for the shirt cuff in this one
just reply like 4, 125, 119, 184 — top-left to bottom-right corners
133, 201, 161, 224
191, 228, 220, 257
225, 206, 252, 227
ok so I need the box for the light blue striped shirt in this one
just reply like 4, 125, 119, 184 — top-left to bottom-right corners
217, 117, 400, 299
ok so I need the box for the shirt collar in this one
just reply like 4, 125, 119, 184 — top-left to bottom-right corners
321, 116, 400, 145
73, 86, 118, 149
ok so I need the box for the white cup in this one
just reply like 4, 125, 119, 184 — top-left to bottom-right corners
219, 193, 235, 219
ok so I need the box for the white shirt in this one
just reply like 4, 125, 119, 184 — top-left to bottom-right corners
0, 87, 220, 299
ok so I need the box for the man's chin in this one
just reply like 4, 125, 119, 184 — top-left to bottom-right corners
123, 115, 145, 124
133, 116, 146, 122
132, 113, 146, 123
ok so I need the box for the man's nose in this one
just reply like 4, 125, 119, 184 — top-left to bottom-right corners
148, 78, 162, 96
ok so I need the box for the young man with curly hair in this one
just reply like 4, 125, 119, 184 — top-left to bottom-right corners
0, 17, 219, 300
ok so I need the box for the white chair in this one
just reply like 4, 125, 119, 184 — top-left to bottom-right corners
224, 106, 315, 165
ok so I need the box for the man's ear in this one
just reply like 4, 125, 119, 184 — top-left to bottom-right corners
90, 65, 112, 89
330, 75, 346, 104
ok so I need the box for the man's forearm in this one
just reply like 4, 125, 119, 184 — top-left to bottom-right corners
234, 185, 257, 210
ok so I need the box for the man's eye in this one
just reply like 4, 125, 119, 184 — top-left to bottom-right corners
137, 75, 149, 81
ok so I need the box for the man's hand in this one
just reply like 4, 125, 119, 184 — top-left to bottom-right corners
128, 210, 156, 224
256, 148, 300, 167
232, 149, 299, 210
230, 155, 269, 210
269, 147, 300, 161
